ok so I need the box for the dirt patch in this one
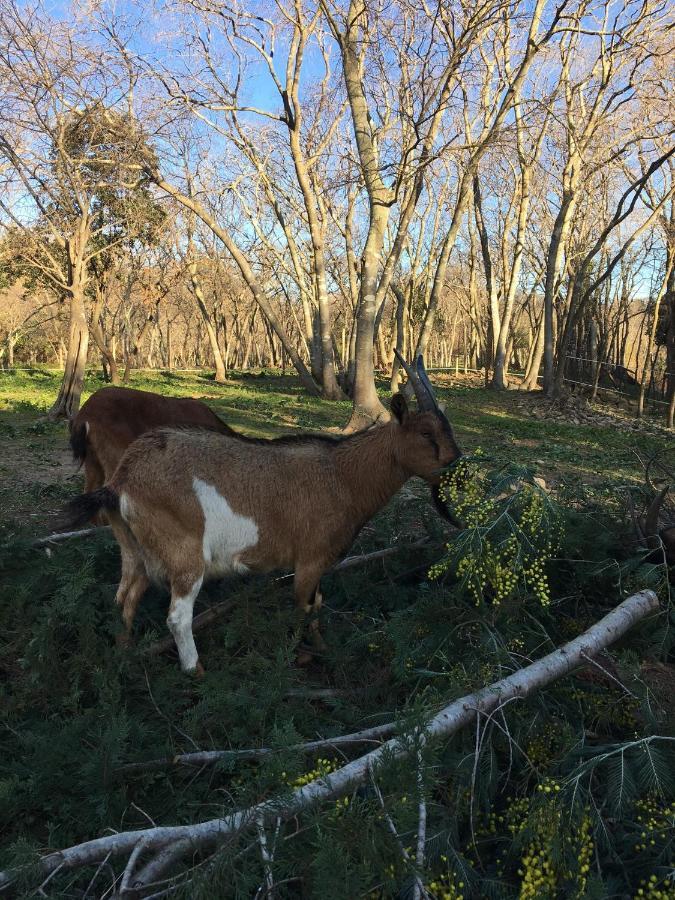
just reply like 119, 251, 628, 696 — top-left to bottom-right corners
0, 424, 81, 530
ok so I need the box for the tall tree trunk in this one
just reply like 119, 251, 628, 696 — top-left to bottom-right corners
415, 169, 481, 364
6, 333, 16, 368
89, 282, 119, 384
390, 283, 408, 391
493, 168, 533, 389
348, 204, 390, 428
473, 175, 500, 379
522, 307, 545, 390
123, 304, 159, 383
638, 254, 673, 417
187, 255, 227, 383
48, 285, 89, 419
542, 193, 575, 396
49, 230, 90, 420
287, 113, 343, 399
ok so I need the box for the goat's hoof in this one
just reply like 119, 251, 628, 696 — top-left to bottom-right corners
115, 632, 132, 648
191, 661, 206, 678
295, 648, 314, 666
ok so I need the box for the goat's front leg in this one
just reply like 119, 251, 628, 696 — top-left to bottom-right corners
293, 565, 327, 664
167, 572, 205, 675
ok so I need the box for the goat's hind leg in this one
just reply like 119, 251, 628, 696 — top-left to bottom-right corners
293, 564, 327, 665
113, 527, 149, 645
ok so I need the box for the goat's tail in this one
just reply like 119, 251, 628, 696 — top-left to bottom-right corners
58, 486, 119, 530
69, 419, 88, 467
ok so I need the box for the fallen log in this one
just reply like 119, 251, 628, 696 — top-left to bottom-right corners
0, 588, 659, 895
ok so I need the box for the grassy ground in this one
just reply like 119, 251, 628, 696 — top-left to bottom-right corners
0, 367, 673, 898
0, 366, 670, 529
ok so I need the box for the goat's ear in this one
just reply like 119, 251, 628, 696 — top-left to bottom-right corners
390, 392, 409, 424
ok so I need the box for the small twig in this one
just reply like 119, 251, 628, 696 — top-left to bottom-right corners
254, 814, 276, 899
141, 599, 237, 657
144, 670, 199, 751
116, 722, 397, 776
413, 749, 427, 900
580, 651, 639, 699
119, 839, 147, 897
274, 539, 434, 582
34, 862, 65, 896
32, 526, 111, 547
82, 852, 112, 899
469, 713, 482, 853
284, 687, 343, 701
369, 764, 429, 900
130, 802, 157, 829
132, 839, 196, 894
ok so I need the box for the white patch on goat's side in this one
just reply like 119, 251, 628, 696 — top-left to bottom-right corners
119, 492, 132, 521
193, 477, 258, 577
85, 421, 90, 435
167, 576, 203, 672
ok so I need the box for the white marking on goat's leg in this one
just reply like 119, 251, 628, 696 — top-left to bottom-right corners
167, 576, 204, 673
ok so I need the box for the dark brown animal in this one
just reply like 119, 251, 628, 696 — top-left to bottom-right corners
61, 358, 461, 674
69, 386, 235, 493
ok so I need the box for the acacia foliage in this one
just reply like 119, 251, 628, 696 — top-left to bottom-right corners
0, 460, 673, 897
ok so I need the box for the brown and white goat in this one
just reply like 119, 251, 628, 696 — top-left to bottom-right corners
70, 386, 235, 494
61, 358, 461, 674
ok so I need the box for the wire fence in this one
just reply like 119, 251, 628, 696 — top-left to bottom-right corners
429, 355, 673, 411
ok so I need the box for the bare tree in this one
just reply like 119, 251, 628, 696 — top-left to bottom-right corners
0, 0, 157, 416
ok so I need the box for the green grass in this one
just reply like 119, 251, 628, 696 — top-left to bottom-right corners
0, 366, 669, 515
0, 367, 673, 899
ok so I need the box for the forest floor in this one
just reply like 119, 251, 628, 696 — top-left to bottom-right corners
0, 367, 673, 899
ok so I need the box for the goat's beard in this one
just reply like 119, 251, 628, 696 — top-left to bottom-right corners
431, 484, 462, 528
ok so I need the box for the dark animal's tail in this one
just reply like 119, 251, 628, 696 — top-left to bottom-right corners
59, 487, 120, 530
69, 420, 88, 467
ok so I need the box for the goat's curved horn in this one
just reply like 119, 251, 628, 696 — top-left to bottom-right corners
393, 348, 414, 380
645, 486, 669, 550
416, 356, 441, 411
393, 349, 436, 412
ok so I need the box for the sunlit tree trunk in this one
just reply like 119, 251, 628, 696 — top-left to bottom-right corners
187, 254, 227, 383
48, 230, 90, 420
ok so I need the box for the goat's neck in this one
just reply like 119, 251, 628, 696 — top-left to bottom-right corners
335, 425, 407, 522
